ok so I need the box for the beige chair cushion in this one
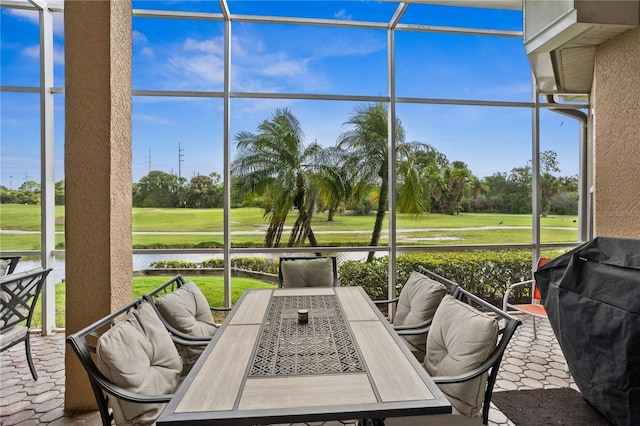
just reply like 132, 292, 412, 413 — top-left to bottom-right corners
155, 281, 217, 337
280, 258, 335, 288
424, 295, 499, 418
395, 272, 447, 357
155, 281, 217, 367
0, 325, 27, 348
0, 259, 10, 277
97, 302, 182, 426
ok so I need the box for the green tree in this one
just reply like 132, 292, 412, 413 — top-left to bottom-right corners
19, 181, 40, 192
134, 171, 186, 207
55, 179, 65, 205
313, 146, 350, 222
186, 172, 223, 208
337, 103, 425, 262
232, 108, 341, 248
538, 150, 561, 215
481, 169, 531, 214
396, 144, 444, 215
468, 175, 489, 204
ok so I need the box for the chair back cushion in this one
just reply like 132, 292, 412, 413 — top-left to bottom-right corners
0, 325, 27, 349
424, 295, 499, 417
395, 272, 447, 354
280, 258, 335, 287
155, 281, 217, 366
0, 259, 10, 277
533, 257, 552, 301
97, 302, 182, 425
155, 281, 217, 337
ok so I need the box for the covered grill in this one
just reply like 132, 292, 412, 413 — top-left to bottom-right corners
535, 237, 640, 426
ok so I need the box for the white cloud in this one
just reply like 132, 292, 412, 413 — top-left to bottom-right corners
311, 33, 385, 59
8, 8, 64, 36
134, 113, 172, 125
168, 54, 225, 86
261, 56, 309, 77
133, 30, 148, 44
140, 47, 155, 59
7, 8, 38, 25
21, 45, 39, 59
53, 45, 64, 65
52, 12, 64, 36
134, 31, 155, 58
21, 44, 65, 65
334, 9, 352, 20
184, 37, 224, 55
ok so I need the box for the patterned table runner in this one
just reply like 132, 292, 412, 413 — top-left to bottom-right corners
249, 294, 364, 376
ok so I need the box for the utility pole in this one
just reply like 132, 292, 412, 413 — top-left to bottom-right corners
9, 176, 13, 190
146, 149, 152, 173
178, 142, 184, 179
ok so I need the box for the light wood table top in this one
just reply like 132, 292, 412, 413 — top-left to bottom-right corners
157, 286, 451, 425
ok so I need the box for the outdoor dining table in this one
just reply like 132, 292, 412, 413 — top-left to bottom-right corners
157, 286, 452, 425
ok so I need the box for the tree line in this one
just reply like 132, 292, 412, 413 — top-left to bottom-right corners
1, 104, 578, 237
228, 105, 577, 257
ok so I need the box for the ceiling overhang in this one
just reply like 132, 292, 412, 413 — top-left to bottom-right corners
524, 0, 639, 101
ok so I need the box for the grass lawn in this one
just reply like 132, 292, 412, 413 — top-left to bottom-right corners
0, 204, 579, 250
32, 275, 274, 329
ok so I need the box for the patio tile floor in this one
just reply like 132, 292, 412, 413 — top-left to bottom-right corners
0, 315, 575, 425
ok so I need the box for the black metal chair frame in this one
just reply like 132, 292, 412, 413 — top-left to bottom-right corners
1, 267, 51, 380
142, 274, 231, 343
1, 256, 21, 276
66, 298, 201, 426
277, 256, 338, 288
421, 270, 522, 425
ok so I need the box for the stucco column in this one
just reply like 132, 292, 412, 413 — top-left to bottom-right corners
64, 0, 133, 411
592, 27, 640, 238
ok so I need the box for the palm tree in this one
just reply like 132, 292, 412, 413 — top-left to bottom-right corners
397, 143, 445, 215
337, 103, 425, 262
314, 146, 350, 222
397, 150, 430, 214
468, 175, 489, 201
231, 108, 341, 248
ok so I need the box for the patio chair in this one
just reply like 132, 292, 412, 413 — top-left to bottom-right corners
502, 257, 551, 339
421, 273, 522, 425
373, 267, 459, 360
143, 275, 231, 373
278, 256, 338, 288
1, 267, 52, 380
0, 256, 21, 276
66, 299, 186, 426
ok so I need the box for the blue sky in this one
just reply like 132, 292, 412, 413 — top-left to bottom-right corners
1, 1, 581, 190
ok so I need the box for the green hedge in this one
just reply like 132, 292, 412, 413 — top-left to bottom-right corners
151, 250, 561, 308
340, 251, 537, 307
151, 257, 279, 275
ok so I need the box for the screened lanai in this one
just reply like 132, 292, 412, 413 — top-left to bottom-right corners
1, 0, 639, 414
1, 0, 591, 326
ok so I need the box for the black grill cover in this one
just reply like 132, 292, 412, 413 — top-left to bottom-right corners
535, 237, 640, 426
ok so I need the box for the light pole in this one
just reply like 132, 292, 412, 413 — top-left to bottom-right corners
178, 142, 184, 179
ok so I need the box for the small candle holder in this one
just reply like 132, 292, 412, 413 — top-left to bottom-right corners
297, 308, 309, 324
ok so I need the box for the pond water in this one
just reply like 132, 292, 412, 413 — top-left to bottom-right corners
16, 252, 372, 281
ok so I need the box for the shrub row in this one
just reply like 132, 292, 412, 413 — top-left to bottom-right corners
152, 250, 558, 308
151, 257, 279, 275
339, 251, 536, 307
